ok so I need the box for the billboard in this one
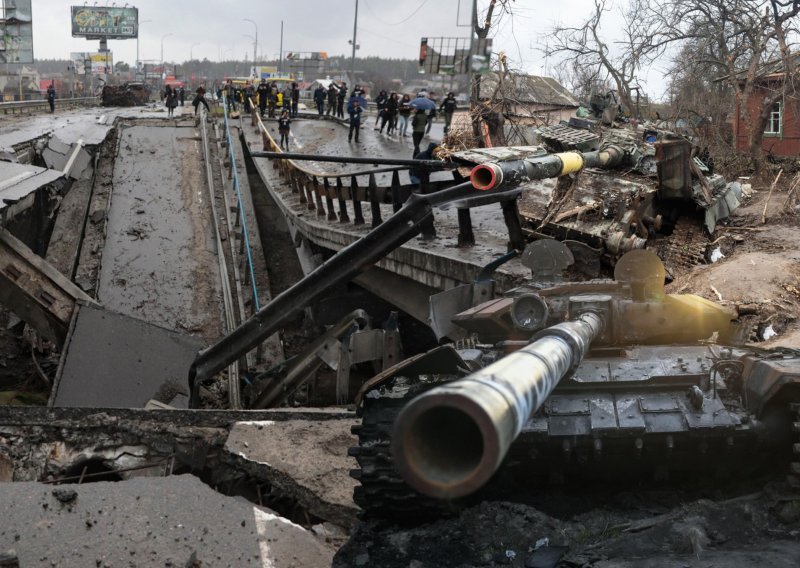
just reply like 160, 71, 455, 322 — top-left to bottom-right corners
70, 6, 138, 39
90, 52, 113, 75
418, 36, 492, 75
70, 52, 113, 75
1, 0, 34, 64
285, 52, 327, 61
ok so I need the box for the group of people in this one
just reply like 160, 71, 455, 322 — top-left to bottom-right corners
370, 90, 458, 155
217, 79, 301, 119
313, 81, 352, 119
162, 85, 187, 117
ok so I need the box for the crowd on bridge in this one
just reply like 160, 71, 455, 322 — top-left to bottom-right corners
209, 77, 459, 154
310, 82, 458, 155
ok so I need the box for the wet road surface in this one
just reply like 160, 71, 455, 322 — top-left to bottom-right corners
98, 121, 223, 344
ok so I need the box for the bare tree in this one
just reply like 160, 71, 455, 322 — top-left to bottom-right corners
469, 0, 515, 147
652, 0, 800, 173
546, 0, 663, 116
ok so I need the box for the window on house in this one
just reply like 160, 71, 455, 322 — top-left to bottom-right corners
765, 101, 782, 135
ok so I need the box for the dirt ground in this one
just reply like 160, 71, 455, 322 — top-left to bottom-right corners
666, 178, 800, 349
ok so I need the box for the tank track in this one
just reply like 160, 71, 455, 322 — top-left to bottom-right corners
790, 403, 800, 489
655, 217, 708, 278
349, 381, 475, 520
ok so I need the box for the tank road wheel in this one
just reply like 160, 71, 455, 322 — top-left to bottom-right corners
790, 403, 800, 489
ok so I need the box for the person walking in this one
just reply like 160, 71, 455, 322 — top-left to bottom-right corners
409, 142, 439, 240
165, 86, 178, 117
440, 92, 457, 135
348, 99, 363, 143
225, 80, 236, 112
411, 108, 428, 156
373, 90, 388, 127
46, 84, 56, 113
336, 82, 347, 119
425, 91, 437, 134
192, 86, 210, 116
268, 82, 278, 118
398, 94, 411, 137
291, 82, 300, 117
380, 92, 398, 135
278, 110, 292, 151
326, 83, 338, 116
313, 84, 326, 116
257, 79, 270, 117
179, 86, 186, 106
282, 83, 292, 113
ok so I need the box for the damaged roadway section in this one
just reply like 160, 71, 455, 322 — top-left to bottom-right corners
0, 475, 334, 568
223, 418, 361, 527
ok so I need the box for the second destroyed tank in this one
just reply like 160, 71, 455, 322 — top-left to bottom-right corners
350, 245, 800, 519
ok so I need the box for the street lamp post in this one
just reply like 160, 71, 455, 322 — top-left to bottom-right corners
243, 19, 258, 68
190, 42, 201, 61
161, 33, 173, 66
161, 33, 173, 87
137, 19, 152, 80
243, 35, 255, 77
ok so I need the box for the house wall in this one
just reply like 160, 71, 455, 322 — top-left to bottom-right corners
735, 84, 800, 156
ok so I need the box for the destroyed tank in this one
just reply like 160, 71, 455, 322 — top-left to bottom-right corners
447, 120, 744, 278
349, 244, 800, 519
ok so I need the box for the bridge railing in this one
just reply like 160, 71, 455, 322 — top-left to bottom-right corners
246, 98, 453, 235
0, 97, 100, 115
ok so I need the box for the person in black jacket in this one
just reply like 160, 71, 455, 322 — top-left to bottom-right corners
336, 82, 347, 119
379, 92, 398, 135
291, 82, 300, 117
313, 85, 326, 115
440, 92, 457, 134
374, 90, 388, 127
326, 83, 338, 116
409, 142, 439, 239
348, 99, 363, 143
257, 80, 270, 117
278, 110, 291, 151
192, 86, 210, 116
46, 84, 56, 113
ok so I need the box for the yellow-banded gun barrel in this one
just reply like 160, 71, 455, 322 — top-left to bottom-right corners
391, 311, 604, 500
470, 146, 625, 191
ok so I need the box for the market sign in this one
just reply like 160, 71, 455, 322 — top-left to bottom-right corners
70, 6, 138, 39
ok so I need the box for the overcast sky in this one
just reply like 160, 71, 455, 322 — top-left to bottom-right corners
31, 0, 669, 96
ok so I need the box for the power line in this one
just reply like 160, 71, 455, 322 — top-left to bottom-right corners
363, 0, 430, 27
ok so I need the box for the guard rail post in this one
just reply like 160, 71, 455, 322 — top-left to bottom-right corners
323, 178, 337, 221
368, 173, 383, 228
351, 175, 365, 225
336, 178, 349, 223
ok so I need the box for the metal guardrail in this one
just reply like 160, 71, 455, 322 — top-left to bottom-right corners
0, 97, 99, 115
222, 96, 262, 314
248, 100, 454, 230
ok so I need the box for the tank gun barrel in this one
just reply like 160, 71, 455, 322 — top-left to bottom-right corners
470, 146, 625, 192
392, 311, 603, 500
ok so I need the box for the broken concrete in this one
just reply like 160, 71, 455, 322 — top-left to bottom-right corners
50, 303, 201, 408
224, 419, 361, 527
0, 475, 335, 568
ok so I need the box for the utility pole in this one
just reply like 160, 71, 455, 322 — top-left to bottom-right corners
278, 21, 284, 74
350, 0, 359, 84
